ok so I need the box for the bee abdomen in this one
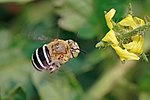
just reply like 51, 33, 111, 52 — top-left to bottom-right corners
31, 44, 51, 71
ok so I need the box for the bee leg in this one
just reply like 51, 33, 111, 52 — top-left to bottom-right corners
47, 62, 61, 73
47, 65, 55, 73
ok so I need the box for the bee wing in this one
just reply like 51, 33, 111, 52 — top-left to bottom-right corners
21, 29, 60, 43
21, 23, 61, 42
26, 32, 51, 42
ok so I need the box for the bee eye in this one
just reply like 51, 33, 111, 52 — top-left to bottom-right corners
71, 49, 80, 58
72, 52, 79, 58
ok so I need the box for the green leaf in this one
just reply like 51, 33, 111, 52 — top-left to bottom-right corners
0, 29, 39, 99
56, 0, 96, 39
4, 85, 26, 100
0, 60, 40, 100
13, 1, 58, 41
0, 30, 12, 50
31, 70, 83, 100
138, 72, 150, 92
56, 0, 128, 39
139, 92, 150, 100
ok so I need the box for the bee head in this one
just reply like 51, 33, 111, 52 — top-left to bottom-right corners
66, 39, 80, 58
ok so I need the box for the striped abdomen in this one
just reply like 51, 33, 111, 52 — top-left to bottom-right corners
31, 44, 51, 71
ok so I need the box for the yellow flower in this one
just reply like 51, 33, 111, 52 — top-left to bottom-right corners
96, 8, 145, 62
111, 45, 139, 61
118, 14, 137, 29
105, 8, 116, 29
133, 17, 145, 26
118, 14, 145, 55
102, 9, 119, 45
102, 30, 119, 45
118, 14, 145, 29
123, 34, 144, 54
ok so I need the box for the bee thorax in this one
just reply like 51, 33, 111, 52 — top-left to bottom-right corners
47, 39, 72, 64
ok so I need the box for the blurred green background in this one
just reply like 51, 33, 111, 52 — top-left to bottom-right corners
0, 0, 150, 100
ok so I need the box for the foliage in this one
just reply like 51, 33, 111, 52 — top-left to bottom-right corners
0, 0, 150, 100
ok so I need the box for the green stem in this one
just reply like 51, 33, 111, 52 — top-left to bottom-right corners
128, 3, 133, 15
120, 22, 150, 39
82, 61, 136, 100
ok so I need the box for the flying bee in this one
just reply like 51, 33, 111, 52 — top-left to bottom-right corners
31, 39, 80, 73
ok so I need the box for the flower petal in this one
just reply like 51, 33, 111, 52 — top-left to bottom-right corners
123, 35, 144, 54
95, 41, 105, 48
102, 30, 119, 45
111, 45, 140, 61
118, 14, 137, 29
105, 8, 116, 29
133, 17, 145, 26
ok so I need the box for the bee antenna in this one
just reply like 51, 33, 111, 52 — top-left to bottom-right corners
79, 49, 86, 54
75, 32, 79, 41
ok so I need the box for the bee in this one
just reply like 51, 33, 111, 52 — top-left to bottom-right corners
31, 39, 80, 73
